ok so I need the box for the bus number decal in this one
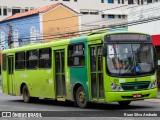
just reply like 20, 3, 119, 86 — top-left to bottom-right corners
47, 70, 51, 74
20, 74, 28, 78
119, 79, 125, 83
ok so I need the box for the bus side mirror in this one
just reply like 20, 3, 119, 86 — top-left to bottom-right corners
155, 49, 158, 70
103, 47, 107, 57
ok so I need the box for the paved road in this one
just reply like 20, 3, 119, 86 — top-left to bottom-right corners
0, 87, 160, 120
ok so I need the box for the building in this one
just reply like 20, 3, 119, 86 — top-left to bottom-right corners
0, 3, 80, 49
0, 0, 129, 30
128, 2, 160, 89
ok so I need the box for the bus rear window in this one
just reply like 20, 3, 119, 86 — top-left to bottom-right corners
2, 54, 6, 71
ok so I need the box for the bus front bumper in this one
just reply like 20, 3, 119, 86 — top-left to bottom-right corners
105, 88, 158, 102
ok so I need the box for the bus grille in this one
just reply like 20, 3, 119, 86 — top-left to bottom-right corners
121, 81, 150, 91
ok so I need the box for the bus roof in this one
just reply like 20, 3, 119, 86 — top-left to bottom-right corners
2, 30, 149, 54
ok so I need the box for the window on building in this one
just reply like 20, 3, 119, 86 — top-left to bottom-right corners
128, 0, 134, 4
122, 15, 126, 19
108, 0, 114, 3
147, 0, 152, 3
81, 12, 89, 14
102, 14, 105, 18
122, 0, 124, 4
15, 52, 25, 70
68, 44, 85, 67
63, 0, 70, 1
141, 0, 143, 4
108, 15, 115, 18
39, 48, 51, 68
118, 0, 120, 4
30, 7, 34, 10
74, 0, 77, 2
26, 50, 38, 69
118, 15, 121, 19
90, 12, 99, 15
2, 54, 6, 71
3, 7, 7, 16
25, 7, 29, 12
101, 0, 104, 3
12, 8, 20, 15
0, 7, 1, 15
30, 27, 36, 43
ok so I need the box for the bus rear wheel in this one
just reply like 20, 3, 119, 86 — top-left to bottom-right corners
118, 101, 131, 106
76, 86, 88, 108
22, 85, 31, 103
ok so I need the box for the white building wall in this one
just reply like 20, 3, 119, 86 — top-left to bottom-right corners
128, 20, 160, 35
128, 2, 160, 35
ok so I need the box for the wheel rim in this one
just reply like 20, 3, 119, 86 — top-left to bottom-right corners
78, 90, 85, 104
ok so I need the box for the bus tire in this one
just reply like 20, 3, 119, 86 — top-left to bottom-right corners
22, 85, 31, 103
76, 86, 88, 108
118, 101, 131, 106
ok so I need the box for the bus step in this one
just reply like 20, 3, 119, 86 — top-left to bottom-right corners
57, 98, 65, 101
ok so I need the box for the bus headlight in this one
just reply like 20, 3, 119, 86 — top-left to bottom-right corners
110, 82, 124, 91
148, 80, 157, 89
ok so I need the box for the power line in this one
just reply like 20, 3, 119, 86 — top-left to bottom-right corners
1, 14, 160, 47
0, 2, 139, 26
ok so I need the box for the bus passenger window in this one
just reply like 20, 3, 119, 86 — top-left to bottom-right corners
15, 52, 25, 70
26, 50, 38, 69
2, 54, 6, 71
39, 48, 51, 68
68, 44, 84, 67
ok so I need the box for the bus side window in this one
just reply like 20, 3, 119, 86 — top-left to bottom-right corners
15, 52, 25, 70
2, 54, 6, 71
26, 50, 38, 69
39, 48, 51, 68
68, 44, 84, 67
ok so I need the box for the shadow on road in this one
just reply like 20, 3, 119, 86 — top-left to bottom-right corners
9, 99, 154, 110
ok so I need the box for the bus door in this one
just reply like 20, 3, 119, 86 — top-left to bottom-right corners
90, 45, 104, 99
7, 55, 14, 95
54, 50, 66, 99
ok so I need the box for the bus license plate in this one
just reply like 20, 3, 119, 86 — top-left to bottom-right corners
133, 94, 141, 98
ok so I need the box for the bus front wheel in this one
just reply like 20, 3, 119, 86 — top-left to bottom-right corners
76, 86, 88, 108
118, 101, 131, 106
22, 85, 31, 103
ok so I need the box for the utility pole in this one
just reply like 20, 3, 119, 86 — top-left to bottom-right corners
7, 24, 12, 49
0, 26, 8, 50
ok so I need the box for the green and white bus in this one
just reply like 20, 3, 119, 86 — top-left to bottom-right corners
1, 31, 158, 108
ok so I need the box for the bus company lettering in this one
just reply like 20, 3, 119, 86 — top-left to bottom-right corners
12, 112, 42, 117
19, 74, 28, 78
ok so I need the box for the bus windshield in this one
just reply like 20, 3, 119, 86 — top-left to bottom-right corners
106, 43, 155, 76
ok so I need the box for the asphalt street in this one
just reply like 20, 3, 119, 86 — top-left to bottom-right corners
0, 87, 160, 120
